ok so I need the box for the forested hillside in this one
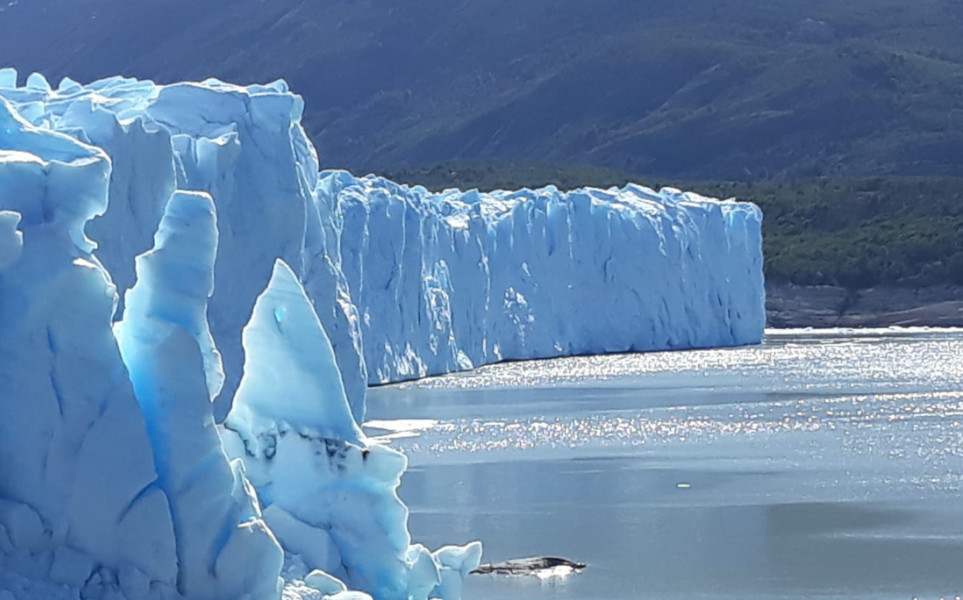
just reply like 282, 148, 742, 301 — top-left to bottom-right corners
1, 0, 962, 180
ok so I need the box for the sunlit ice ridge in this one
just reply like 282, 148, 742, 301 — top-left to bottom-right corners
0, 69, 764, 600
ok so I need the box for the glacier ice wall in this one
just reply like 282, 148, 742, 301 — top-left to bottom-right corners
324, 171, 764, 384
0, 68, 763, 600
0, 96, 180, 598
0, 72, 368, 421
0, 70, 763, 423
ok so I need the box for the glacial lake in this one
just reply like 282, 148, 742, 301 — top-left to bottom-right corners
365, 329, 963, 600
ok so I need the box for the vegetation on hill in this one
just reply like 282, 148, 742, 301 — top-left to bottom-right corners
691, 178, 963, 290
1, 0, 962, 180
384, 163, 963, 290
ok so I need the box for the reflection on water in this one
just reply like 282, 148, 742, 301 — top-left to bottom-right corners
366, 329, 963, 600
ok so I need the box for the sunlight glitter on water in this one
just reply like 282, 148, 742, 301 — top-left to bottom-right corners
379, 393, 963, 460
366, 329, 963, 496
367, 330, 963, 600
389, 328, 963, 394
369, 329, 963, 600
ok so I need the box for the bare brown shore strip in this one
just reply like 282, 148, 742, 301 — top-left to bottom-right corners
766, 282, 963, 328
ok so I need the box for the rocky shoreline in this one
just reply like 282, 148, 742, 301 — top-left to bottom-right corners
766, 282, 963, 328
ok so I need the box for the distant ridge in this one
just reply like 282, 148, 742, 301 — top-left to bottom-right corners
1, 0, 962, 180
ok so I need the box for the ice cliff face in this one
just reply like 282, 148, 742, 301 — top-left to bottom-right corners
0, 68, 765, 417
0, 68, 764, 600
324, 171, 764, 384
0, 96, 179, 598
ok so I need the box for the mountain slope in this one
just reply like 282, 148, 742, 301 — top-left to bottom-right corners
1, 0, 962, 179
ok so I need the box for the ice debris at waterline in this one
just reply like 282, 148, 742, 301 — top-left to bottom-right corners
0, 68, 764, 599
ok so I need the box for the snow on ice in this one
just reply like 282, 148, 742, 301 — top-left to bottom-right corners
0, 68, 764, 600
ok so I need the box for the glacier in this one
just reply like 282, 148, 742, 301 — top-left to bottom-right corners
0, 67, 764, 600
325, 171, 764, 384
114, 189, 284, 600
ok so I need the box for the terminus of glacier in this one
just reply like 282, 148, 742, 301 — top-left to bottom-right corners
0, 70, 764, 600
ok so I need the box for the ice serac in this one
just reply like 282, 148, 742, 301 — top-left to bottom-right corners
60, 96, 179, 319
0, 95, 178, 599
223, 260, 480, 600
115, 190, 283, 600
118, 190, 225, 399
148, 80, 369, 422
225, 260, 362, 444
323, 172, 765, 384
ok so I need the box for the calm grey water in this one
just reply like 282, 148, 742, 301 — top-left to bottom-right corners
365, 329, 963, 600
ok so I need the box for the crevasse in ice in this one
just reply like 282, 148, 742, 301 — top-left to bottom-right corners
0, 68, 764, 600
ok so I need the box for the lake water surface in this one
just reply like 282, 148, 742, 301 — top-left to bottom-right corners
365, 329, 963, 600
